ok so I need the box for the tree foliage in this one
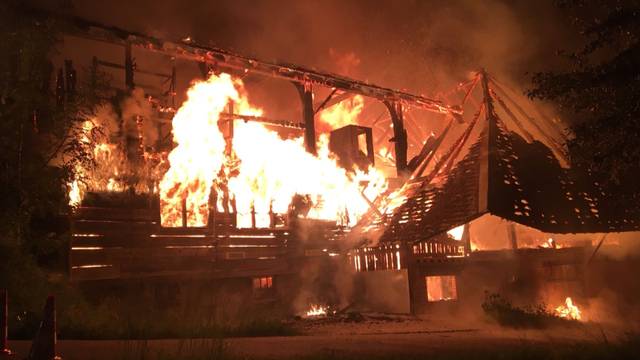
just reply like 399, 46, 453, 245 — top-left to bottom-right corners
0, 1, 107, 289
528, 0, 640, 193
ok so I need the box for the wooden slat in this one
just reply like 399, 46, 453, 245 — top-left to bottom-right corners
72, 234, 219, 248
217, 237, 285, 247
73, 219, 157, 234
74, 207, 157, 222
218, 247, 287, 259
71, 265, 120, 281
217, 259, 292, 277
70, 250, 114, 265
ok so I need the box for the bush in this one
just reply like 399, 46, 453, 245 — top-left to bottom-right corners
481, 292, 579, 329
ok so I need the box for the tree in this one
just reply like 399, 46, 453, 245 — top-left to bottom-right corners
0, 1, 106, 295
528, 0, 640, 194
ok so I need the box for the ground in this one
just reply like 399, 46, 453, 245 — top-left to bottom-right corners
7, 313, 638, 359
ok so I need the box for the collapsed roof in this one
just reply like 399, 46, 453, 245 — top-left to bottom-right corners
355, 72, 640, 245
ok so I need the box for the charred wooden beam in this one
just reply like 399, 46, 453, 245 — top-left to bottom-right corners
313, 88, 339, 114
294, 83, 316, 155
64, 60, 76, 101
384, 101, 409, 177
414, 118, 454, 177
124, 40, 134, 90
477, 69, 493, 213
95, 58, 172, 79
507, 222, 518, 249
60, 14, 461, 116
218, 113, 305, 130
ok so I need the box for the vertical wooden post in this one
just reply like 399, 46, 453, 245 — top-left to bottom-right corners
294, 82, 316, 155
64, 60, 76, 101
402, 242, 418, 315
462, 223, 472, 255
226, 102, 235, 142
124, 40, 134, 90
181, 198, 188, 228
90, 56, 99, 91
251, 204, 256, 229
507, 222, 518, 250
55, 68, 65, 107
384, 101, 408, 177
170, 58, 177, 108
1, 290, 10, 355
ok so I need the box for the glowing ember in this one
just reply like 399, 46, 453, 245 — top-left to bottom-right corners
159, 73, 387, 228
554, 297, 582, 321
305, 304, 328, 317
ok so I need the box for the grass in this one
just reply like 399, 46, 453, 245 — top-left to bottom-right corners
9, 292, 297, 340
113, 334, 640, 360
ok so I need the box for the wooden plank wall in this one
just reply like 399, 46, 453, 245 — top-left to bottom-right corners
70, 206, 292, 281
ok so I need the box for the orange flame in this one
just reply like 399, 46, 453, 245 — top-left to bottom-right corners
554, 297, 582, 320
68, 119, 127, 206
447, 225, 465, 241
305, 304, 328, 317
159, 73, 387, 228
317, 95, 364, 132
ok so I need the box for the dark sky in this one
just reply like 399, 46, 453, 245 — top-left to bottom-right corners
40, 0, 580, 96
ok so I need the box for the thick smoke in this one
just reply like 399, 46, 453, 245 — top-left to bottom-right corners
47, 0, 578, 97
121, 87, 158, 148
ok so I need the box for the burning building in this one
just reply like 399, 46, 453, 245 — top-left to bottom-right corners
60, 16, 639, 319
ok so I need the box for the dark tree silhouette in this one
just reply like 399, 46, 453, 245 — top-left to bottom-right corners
529, 0, 640, 194
0, 1, 108, 281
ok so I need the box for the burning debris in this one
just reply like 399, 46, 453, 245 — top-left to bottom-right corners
554, 297, 582, 321
67, 103, 164, 206
304, 305, 329, 318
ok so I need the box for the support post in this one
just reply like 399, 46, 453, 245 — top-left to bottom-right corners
170, 58, 177, 108
55, 68, 64, 107
507, 222, 518, 249
90, 56, 99, 90
462, 223, 472, 255
294, 82, 316, 155
384, 101, 408, 177
405, 251, 418, 315
64, 60, 76, 101
181, 198, 188, 228
124, 40, 134, 90
1, 290, 10, 356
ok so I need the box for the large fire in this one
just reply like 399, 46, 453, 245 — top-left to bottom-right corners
159, 73, 387, 228
317, 94, 364, 131
554, 297, 582, 321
